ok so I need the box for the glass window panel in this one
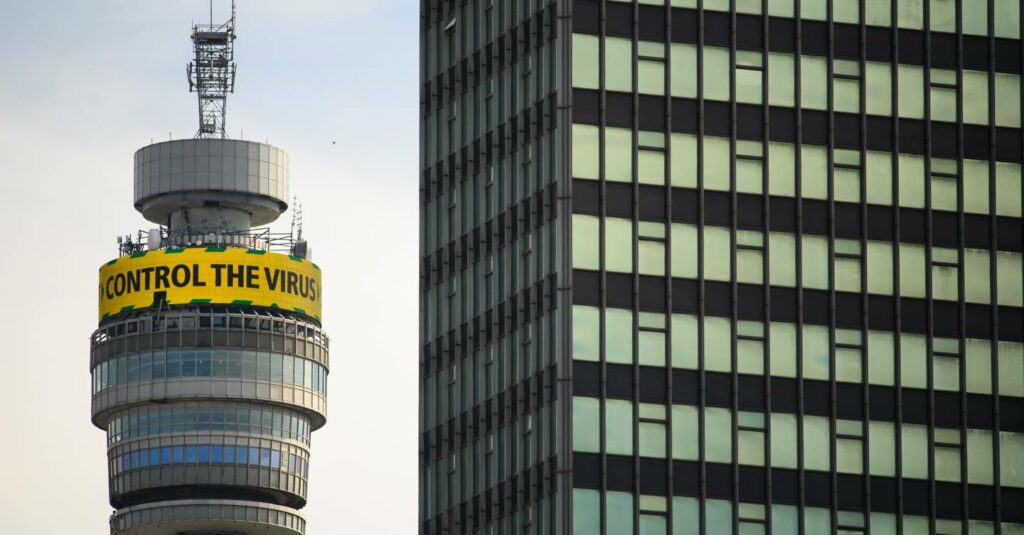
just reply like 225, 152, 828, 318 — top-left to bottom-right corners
834, 77, 860, 114
935, 445, 961, 482
868, 330, 896, 385
898, 65, 925, 119
640, 515, 668, 535
870, 420, 896, 476
606, 307, 634, 364
867, 241, 894, 295
965, 248, 991, 304
769, 322, 798, 378
966, 338, 993, 394
738, 338, 765, 375
899, 243, 927, 298
901, 333, 928, 388
836, 346, 863, 383
606, 399, 634, 455
801, 234, 829, 290
837, 437, 864, 474
605, 127, 634, 182
640, 422, 667, 458
835, 256, 862, 293
932, 260, 960, 302
639, 150, 666, 185
930, 0, 956, 32
802, 0, 826, 20
703, 225, 732, 282
897, 0, 924, 28
800, 145, 828, 200
802, 325, 830, 381
706, 500, 733, 534
671, 223, 698, 279
768, 53, 795, 108
996, 163, 1023, 217
865, 150, 893, 205
736, 67, 763, 104
673, 497, 700, 535
736, 0, 761, 14
605, 217, 634, 273
1001, 432, 1024, 487
995, 73, 1021, 128
573, 489, 601, 535
865, 0, 891, 26
704, 316, 733, 373
968, 428, 995, 485
737, 248, 764, 285
800, 55, 828, 110
898, 153, 926, 208
672, 404, 699, 460
963, 71, 990, 125
998, 342, 1024, 397
703, 46, 731, 101
703, 136, 731, 191
605, 37, 633, 92
639, 59, 665, 96
997, 252, 1023, 307
572, 34, 600, 89
738, 429, 765, 465
736, 157, 763, 194
771, 413, 798, 468
963, 0, 989, 35
671, 44, 698, 98
671, 314, 699, 369
931, 86, 957, 123
639, 331, 667, 366
772, 504, 799, 534
670, 133, 698, 188
803, 416, 831, 470
607, 491, 635, 535
769, 232, 796, 287
768, 142, 795, 196
995, 0, 1021, 38
572, 215, 600, 270
901, 424, 929, 478
639, 240, 665, 277
865, 62, 893, 116
934, 355, 960, 391
705, 407, 733, 463
768, 0, 794, 17
835, 0, 860, 23
572, 124, 600, 179
573, 396, 601, 453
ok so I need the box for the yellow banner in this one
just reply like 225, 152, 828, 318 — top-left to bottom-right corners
98, 248, 321, 322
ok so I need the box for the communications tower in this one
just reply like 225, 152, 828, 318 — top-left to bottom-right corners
91, 4, 328, 534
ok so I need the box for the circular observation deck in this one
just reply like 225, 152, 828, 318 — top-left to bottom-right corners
110, 499, 305, 535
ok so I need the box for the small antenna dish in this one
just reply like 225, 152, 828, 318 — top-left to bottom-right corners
187, 0, 237, 139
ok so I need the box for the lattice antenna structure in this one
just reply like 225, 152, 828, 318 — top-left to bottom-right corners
187, 0, 237, 138
291, 196, 304, 241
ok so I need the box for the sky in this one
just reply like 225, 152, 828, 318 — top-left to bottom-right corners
0, 1, 419, 533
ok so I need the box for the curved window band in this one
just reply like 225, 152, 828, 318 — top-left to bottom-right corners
111, 444, 308, 478
92, 349, 328, 397
107, 404, 311, 446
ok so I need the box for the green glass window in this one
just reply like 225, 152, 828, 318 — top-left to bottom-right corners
865, 62, 892, 116
703, 225, 732, 282
572, 124, 600, 179
963, 0, 989, 35
834, 0, 860, 24
803, 416, 831, 470
963, 71, 990, 125
869, 420, 896, 476
671, 223, 698, 279
996, 0, 1021, 38
865, 0, 891, 26
769, 322, 798, 378
705, 407, 733, 463
605, 37, 633, 93
800, 55, 828, 110
572, 215, 600, 270
996, 73, 1022, 128
572, 34, 600, 90
703, 136, 731, 191
671, 314, 699, 369
737, 321, 765, 375
704, 316, 732, 373
801, 234, 829, 290
768, 142, 796, 196
834, 239, 862, 293
639, 150, 666, 186
735, 51, 763, 105
968, 428, 995, 485
930, 0, 956, 32
770, 412, 798, 468
640, 422, 667, 458
898, 153, 926, 208
605, 217, 634, 273
833, 60, 861, 114
963, 159, 991, 214
867, 241, 894, 295
998, 432, 1023, 487
901, 333, 928, 389
607, 491, 635, 535
673, 497, 700, 535
672, 404, 699, 460
639, 238, 665, 277
605, 399, 634, 455
899, 243, 927, 298
736, 230, 764, 285
865, 150, 893, 205
573, 396, 600, 453
800, 144, 828, 200
769, 232, 796, 287
703, 46, 731, 101
998, 342, 1024, 397
996, 162, 1023, 217
802, 325, 830, 381
997, 252, 1023, 307
965, 248, 991, 304
772, 505, 799, 534
706, 500, 733, 535
901, 426, 929, 479
868, 330, 896, 385
897, 0, 924, 28
736, 140, 763, 194
898, 65, 925, 119
801, 0, 826, 20
638, 42, 665, 96
606, 307, 634, 364
932, 247, 960, 301
834, 149, 862, 203
768, 53, 795, 108
768, 0, 794, 17
966, 338, 993, 394
605, 127, 633, 182
639, 329, 666, 366
671, 44, 698, 98
670, 133, 698, 188
573, 489, 601, 535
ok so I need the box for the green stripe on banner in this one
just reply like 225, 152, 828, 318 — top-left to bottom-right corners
130, 251, 148, 258
204, 246, 227, 252
164, 248, 185, 254
288, 255, 303, 262
102, 312, 110, 320
246, 249, 266, 255
293, 307, 306, 315
231, 299, 253, 305
189, 298, 212, 304
106, 258, 119, 266
269, 303, 279, 309
119, 305, 134, 314
311, 263, 321, 271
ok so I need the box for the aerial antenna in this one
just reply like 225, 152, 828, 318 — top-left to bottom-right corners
290, 196, 304, 241
187, 0, 237, 138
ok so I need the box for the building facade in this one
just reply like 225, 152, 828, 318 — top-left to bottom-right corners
420, 0, 1023, 534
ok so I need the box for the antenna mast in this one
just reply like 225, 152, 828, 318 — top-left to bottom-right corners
187, 0, 237, 138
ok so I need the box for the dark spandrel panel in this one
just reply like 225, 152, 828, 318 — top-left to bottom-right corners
639, 458, 668, 495
573, 89, 600, 125
933, 300, 960, 339
932, 211, 959, 248
804, 471, 831, 507
898, 29, 925, 64
605, 2, 633, 38
899, 208, 927, 244
835, 113, 862, 150
931, 122, 958, 158
1001, 305, 1024, 339
837, 474, 865, 511
800, 20, 827, 56
638, 5, 665, 41
964, 214, 991, 249
737, 374, 765, 411
963, 124, 991, 160
769, 195, 797, 232
833, 24, 860, 60
573, 270, 600, 306
870, 476, 898, 513
801, 109, 828, 145
606, 182, 634, 218
703, 11, 730, 47
802, 290, 829, 326
573, 453, 600, 489
673, 461, 700, 496
639, 95, 666, 131
736, 15, 763, 51
969, 484, 996, 521
671, 98, 698, 133
737, 284, 765, 321
902, 388, 929, 425
738, 466, 766, 502
606, 91, 634, 128
801, 199, 828, 235
866, 116, 894, 151
965, 304, 992, 339
867, 205, 896, 241
705, 372, 732, 408
704, 101, 731, 136
933, 391, 961, 427
898, 118, 926, 154
672, 278, 699, 314
967, 394, 995, 429
995, 38, 1023, 74
835, 202, 862, 239
769, 106, 797, 142
869, 385, 896, 421
903, 479, 930, 515
704, 190, 731, 227
573, 0, 600, 35
901, 297, 928, 334
639, 185, 666, 221
606, 363, 634, 400
639, 276, 667, 313
573, 361, 600, 397
865, 26, 893, 62
705, 280, 731, 317
736, 194, 764, 230
673, 369, 699, 405
770, 286, 798, 322
835, 382, 864, 419
997, 127, 1024, 163
672, 188, 699, 223
671, 9, 697, 43
930, 32, 957, 69
705, 463, 733, 499
572, 179, 599, 214
606, 272, 634, 308
1002, 396, 1024, 432
606, 455, 635, 492
1004, 488, 1024, 522
768, 17, 796, 53
772, 469, 799, 505
963, 36, 990, 70
736, 105, 764, 140
803, 380, 831, 416
771, 377, 798, 413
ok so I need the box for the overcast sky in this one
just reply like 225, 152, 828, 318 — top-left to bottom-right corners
0, 1, 418, 533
